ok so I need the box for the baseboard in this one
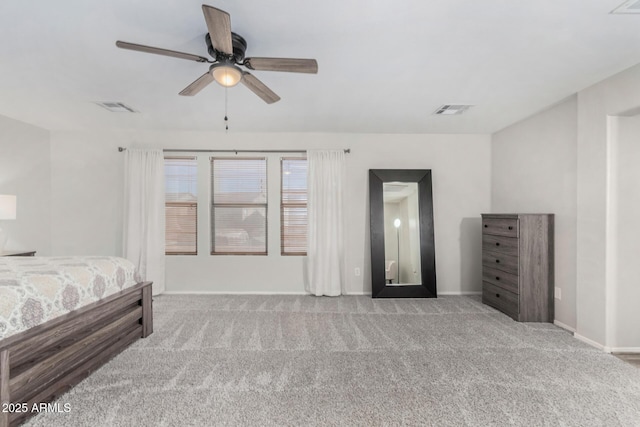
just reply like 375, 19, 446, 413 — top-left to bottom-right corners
438, 291, 482, 296
567, 332, 639, 354
162, 291, 309, 295
163, 290, 478, 296
574, 333, 606, 351
553, 320, 576, 333
338, 291, 480, 296
163, 291, 372, 296
607, 347, 640, 354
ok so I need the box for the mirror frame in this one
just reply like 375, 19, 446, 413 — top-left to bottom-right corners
369, 169, 437, 298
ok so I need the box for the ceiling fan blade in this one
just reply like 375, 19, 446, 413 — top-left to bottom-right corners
244, 57, 318, 74
202, 5, 233, 55
241, 73, 280, 104
179, 72, 215, 96
116, 41, 209, 63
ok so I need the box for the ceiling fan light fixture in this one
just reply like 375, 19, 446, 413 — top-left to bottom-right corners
210, 64, 242, 87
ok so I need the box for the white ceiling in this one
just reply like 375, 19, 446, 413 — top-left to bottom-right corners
1, 0, 640, 134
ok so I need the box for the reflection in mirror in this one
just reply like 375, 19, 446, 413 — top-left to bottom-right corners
383, 182, 421, 285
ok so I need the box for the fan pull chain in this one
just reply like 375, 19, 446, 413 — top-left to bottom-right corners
224, 86, 229, 132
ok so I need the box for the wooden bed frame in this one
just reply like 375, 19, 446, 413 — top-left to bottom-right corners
0, 281, 153, 427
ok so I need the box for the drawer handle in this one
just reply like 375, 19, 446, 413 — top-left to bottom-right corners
496, 293, 500, 298
508, 226, 513, 230
495, 259, 500, 263
495, 276, 500, 281
484, 224, 488, 228
495, 242, 500, 246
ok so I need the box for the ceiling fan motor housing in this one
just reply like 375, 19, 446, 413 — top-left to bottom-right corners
206, 32, 247, 63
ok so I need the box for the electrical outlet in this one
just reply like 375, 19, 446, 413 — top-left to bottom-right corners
355, 268, 361, 277
555, 287, 562, 300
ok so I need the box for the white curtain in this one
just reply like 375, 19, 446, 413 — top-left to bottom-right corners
306, 149, 346, 296
123, 149, 165, 295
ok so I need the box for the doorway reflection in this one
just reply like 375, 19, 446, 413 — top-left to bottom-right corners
383, 182, 422, 285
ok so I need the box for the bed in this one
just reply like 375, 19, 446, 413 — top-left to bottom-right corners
0, 257, 153, 427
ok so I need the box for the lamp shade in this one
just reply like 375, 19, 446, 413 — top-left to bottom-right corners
0, 195, 17, 220
211, 64, 242, 87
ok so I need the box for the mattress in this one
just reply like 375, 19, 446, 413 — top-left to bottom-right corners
0, 256, 140, 340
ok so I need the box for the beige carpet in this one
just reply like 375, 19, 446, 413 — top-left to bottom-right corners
25, 295, 640, 426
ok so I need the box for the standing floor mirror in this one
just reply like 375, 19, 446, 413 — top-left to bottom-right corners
369, 169, 436, 298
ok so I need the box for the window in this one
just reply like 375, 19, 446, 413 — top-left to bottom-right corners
165, 157, 197, 255
211, 157, 267, 255
281, 158, 308, 255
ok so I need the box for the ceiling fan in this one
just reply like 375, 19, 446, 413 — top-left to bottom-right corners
116, 4, 318, 104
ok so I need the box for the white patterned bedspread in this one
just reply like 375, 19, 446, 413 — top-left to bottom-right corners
0, 256, 141, 340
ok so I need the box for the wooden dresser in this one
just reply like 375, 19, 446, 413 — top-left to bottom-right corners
481, 214, 554, 322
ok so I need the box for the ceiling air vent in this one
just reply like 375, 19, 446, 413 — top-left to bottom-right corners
611, 0, 640, 14
433, 104, 472, 115
95, 102, 137, 113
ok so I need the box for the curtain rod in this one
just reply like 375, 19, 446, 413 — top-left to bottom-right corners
118, 147, 350, 154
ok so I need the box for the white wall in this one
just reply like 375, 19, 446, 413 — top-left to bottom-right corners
577, 62, 640, 349
608, 115, 640, 350
49, 130, 491, 295
49, 134, 124, 256
0, 114, 51, 255
490, 61, 640, 350
491, 95, 578, 329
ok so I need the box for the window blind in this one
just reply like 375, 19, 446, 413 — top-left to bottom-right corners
211, 157, 267, 255
281, 158, 307, 255
165, 157, 198, 255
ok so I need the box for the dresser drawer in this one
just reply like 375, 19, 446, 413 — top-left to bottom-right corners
482, 250, 518, 275
482, 265, 519, 293
482, 217, 519, 238
482, 234, 518, 256
483, 282, 519, 319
